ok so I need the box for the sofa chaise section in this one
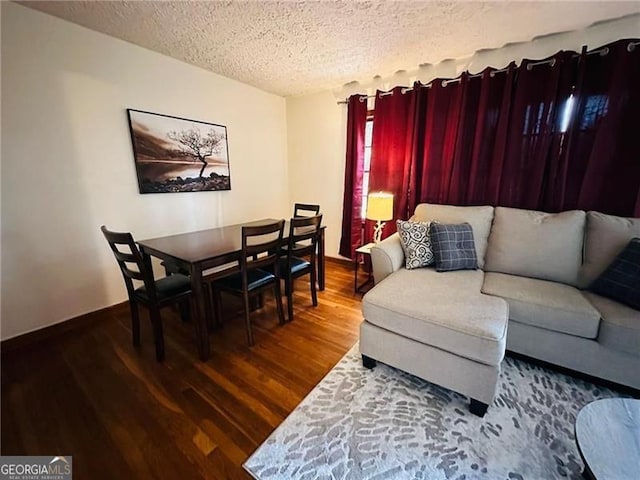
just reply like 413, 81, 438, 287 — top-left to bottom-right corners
363, 269, 508, 366
361, 204, 508, 416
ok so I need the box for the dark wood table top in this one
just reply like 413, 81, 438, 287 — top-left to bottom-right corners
138, 219, 323, 265
138, 219, 278, 264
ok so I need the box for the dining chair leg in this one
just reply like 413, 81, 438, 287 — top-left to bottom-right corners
150, 308, 165, 361
178, 299, 191, 323
310, 262, 318, 307
275, 279, 286, 326
213, 289, 223, 328
129, 300, 141, 347
243, 291, 254, 346
286, 275, 294, 323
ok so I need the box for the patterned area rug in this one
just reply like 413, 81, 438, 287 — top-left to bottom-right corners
244, 345, 627, 480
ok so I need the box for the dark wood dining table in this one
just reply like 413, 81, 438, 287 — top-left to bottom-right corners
137, 218, 326, 361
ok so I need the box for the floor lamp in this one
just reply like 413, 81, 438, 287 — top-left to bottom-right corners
366, 192, 394, 243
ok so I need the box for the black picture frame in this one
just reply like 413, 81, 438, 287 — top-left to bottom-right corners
126, 109, 231, 194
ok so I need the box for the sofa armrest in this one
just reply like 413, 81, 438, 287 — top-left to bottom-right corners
371, 233, 404, 284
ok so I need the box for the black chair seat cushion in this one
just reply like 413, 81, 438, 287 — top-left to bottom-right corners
214, 269, 275, 292
281, 256, 311, 275
135, 273, 191, 301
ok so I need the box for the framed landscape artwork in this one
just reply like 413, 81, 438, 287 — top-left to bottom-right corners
127, 109, 231, 193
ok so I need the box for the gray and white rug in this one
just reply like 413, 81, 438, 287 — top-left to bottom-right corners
244, 345, 626, 480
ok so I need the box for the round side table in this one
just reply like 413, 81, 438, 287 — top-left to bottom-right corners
575, 398, 640, 479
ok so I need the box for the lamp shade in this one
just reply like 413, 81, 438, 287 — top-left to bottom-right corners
366, 192, 394, 221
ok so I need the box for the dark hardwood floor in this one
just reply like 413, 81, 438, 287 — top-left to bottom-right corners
1, 260, 364, 479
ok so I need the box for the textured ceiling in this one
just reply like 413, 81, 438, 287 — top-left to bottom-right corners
19, 1, 640, 97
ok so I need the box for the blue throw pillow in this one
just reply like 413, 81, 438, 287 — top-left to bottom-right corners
590, 238, 640, 311
429, 223, 478, 272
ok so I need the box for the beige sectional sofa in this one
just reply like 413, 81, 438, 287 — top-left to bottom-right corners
360, 203, 640, 416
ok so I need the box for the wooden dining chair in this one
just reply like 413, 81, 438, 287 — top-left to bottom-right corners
281, 214, 323, 323
210, 220, 286, 346
293, 203, 320, 217
101, 226, 192, 361
287, 203, 321, 255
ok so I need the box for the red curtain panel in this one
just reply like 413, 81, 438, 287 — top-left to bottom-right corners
368, 86, 417, 237
364, 39, 639, 218
495, 51, 577, 210
467, 64, 517, 207
565, 39, 640, 217
410, 66, 517, 210
339, 94, 367, 259
342, 39, 639, 242
413, 76, 466, 206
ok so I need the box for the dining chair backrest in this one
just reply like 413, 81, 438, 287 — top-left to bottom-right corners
241, 220, 285, 276
101, 226, 155, 297
287, 214, 323, 259
293, 203, 320, 218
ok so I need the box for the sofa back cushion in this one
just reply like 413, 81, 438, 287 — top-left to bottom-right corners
412, 203, 494, 269
579, 211, 640, 288
485, 207, 585, 286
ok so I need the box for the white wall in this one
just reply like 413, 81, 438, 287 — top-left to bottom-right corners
286, 91, 347, 259
287, 14, 640, 260
1, 3, 289, 340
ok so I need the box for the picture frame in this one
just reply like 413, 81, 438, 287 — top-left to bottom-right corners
126, 109, 231, 193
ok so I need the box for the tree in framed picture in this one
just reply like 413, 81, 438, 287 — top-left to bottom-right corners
127, 109, 232, 193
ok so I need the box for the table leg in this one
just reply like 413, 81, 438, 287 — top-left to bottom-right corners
318, 228, 325, 291
354, 252, 373, 293
354, 255, 359, 292
190, 264, 210, 361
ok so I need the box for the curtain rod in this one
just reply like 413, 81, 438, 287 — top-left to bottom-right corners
336, 68, 503, 103
335, 67, 507, 104
336, 42, 627, 104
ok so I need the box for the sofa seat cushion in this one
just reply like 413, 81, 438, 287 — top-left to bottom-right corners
482, 272, 601, 339
583, 292, 640, 356
135, 273, 191, 302
362, 268, 508, 366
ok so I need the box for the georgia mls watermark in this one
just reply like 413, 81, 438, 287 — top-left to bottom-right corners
0, 456, 72, 480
